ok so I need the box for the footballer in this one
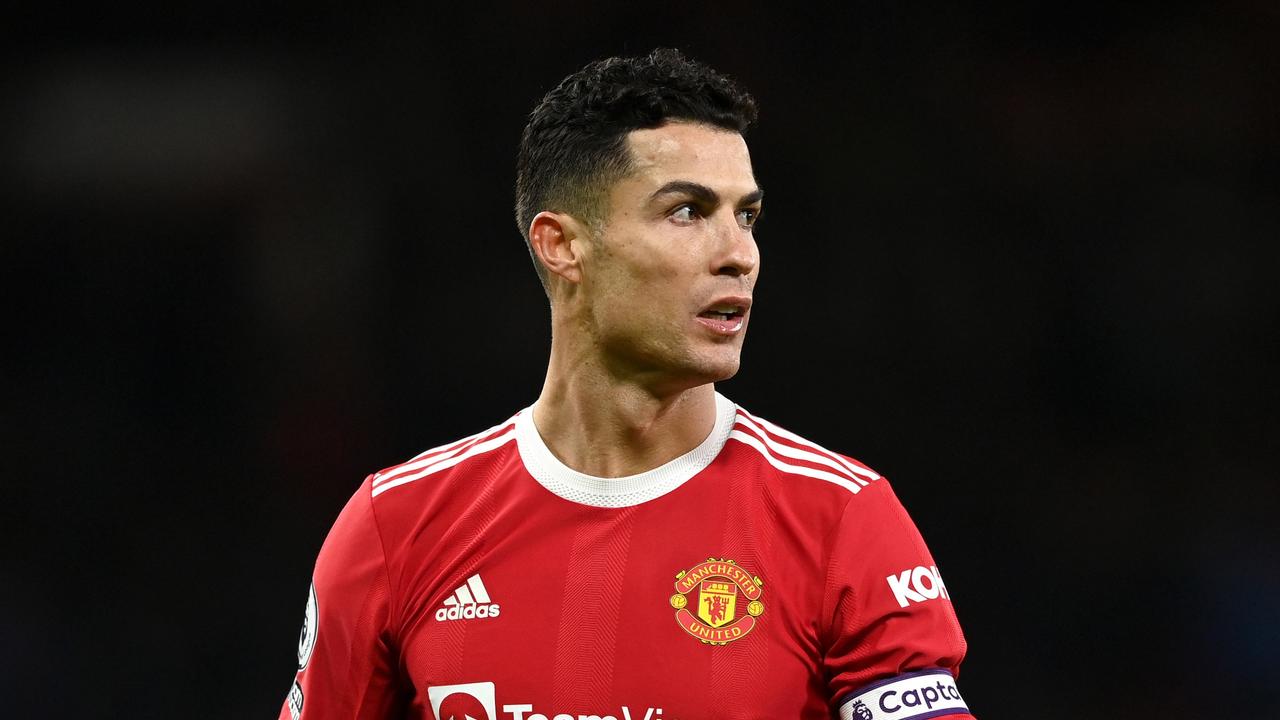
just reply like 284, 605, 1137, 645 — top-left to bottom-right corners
280, 49, 975, 720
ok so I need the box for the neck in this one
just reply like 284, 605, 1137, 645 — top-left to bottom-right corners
532, 330, 719, 479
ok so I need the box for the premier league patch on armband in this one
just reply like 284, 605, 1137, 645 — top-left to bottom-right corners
837, 669, 969, 720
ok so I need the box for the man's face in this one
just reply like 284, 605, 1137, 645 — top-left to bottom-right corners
578, 121, 762, 393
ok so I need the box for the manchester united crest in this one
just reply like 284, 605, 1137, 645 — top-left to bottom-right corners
669, 558, 764, 645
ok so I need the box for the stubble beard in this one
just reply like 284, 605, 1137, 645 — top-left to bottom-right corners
592, 320, 743, 396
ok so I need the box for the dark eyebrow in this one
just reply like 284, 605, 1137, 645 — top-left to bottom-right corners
650, 181, 764, 207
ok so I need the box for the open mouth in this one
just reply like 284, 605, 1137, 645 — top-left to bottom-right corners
696, 301, 749, 334
698, 304, 746, 322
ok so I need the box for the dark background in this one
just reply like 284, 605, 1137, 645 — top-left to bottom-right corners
4, 2, 1277, 718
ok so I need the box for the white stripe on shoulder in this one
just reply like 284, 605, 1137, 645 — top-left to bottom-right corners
371, 429, 516, 498
408, 427, 490, 463
734, 413, 869, 487
736, 408, 881, 481
728, 429, 863, 495
373, 416, 517, 488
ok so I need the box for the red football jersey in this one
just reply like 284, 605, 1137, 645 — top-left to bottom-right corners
280, 393, 975, 720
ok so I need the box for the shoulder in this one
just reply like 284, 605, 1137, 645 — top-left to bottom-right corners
725, 401, 885, 502
366, 411, 522, 502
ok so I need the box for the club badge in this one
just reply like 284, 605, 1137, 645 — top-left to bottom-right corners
669, 558, 764, 645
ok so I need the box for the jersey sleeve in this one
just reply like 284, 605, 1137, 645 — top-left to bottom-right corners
279, 475, 405, 720
821, 478, 975, 720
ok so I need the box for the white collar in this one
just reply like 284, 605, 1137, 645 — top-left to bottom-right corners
514, 392, 736, 508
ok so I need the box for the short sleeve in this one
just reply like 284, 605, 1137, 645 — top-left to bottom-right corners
821, 478, 976, 720
278, 475, 405, 720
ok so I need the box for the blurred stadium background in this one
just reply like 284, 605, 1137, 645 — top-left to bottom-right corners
3, 2, 1277, 717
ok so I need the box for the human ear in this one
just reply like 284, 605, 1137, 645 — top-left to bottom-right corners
528, 211, 585, 285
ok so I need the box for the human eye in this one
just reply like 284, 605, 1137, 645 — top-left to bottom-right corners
736, 207, 760, 228
670, 203, 700, 224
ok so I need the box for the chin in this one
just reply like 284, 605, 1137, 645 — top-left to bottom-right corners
694, 353, 742, 384
636, 340, 745, 391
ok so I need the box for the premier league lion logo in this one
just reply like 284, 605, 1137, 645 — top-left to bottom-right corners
297, 582, 318, 670
850, 700, 873, 720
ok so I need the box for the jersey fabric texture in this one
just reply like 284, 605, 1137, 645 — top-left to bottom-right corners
280, 393, 974, 720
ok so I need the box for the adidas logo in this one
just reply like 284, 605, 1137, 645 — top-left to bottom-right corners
435, 574, 501, 622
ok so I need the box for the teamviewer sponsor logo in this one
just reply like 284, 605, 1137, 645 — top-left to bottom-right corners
428, 681, 497, 720
436, 574, 501, 622
837, 669, 968, 720
427, 682, 674, 720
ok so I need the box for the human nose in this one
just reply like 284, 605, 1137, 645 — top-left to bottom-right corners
711, 213, 758, 278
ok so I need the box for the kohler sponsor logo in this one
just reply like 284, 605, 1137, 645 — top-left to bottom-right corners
886, 565, 949, 608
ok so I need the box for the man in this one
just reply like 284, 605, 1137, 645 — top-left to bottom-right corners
281, 49, 974, 720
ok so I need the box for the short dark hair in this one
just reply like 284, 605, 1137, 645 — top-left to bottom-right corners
515, 48, 758, 290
